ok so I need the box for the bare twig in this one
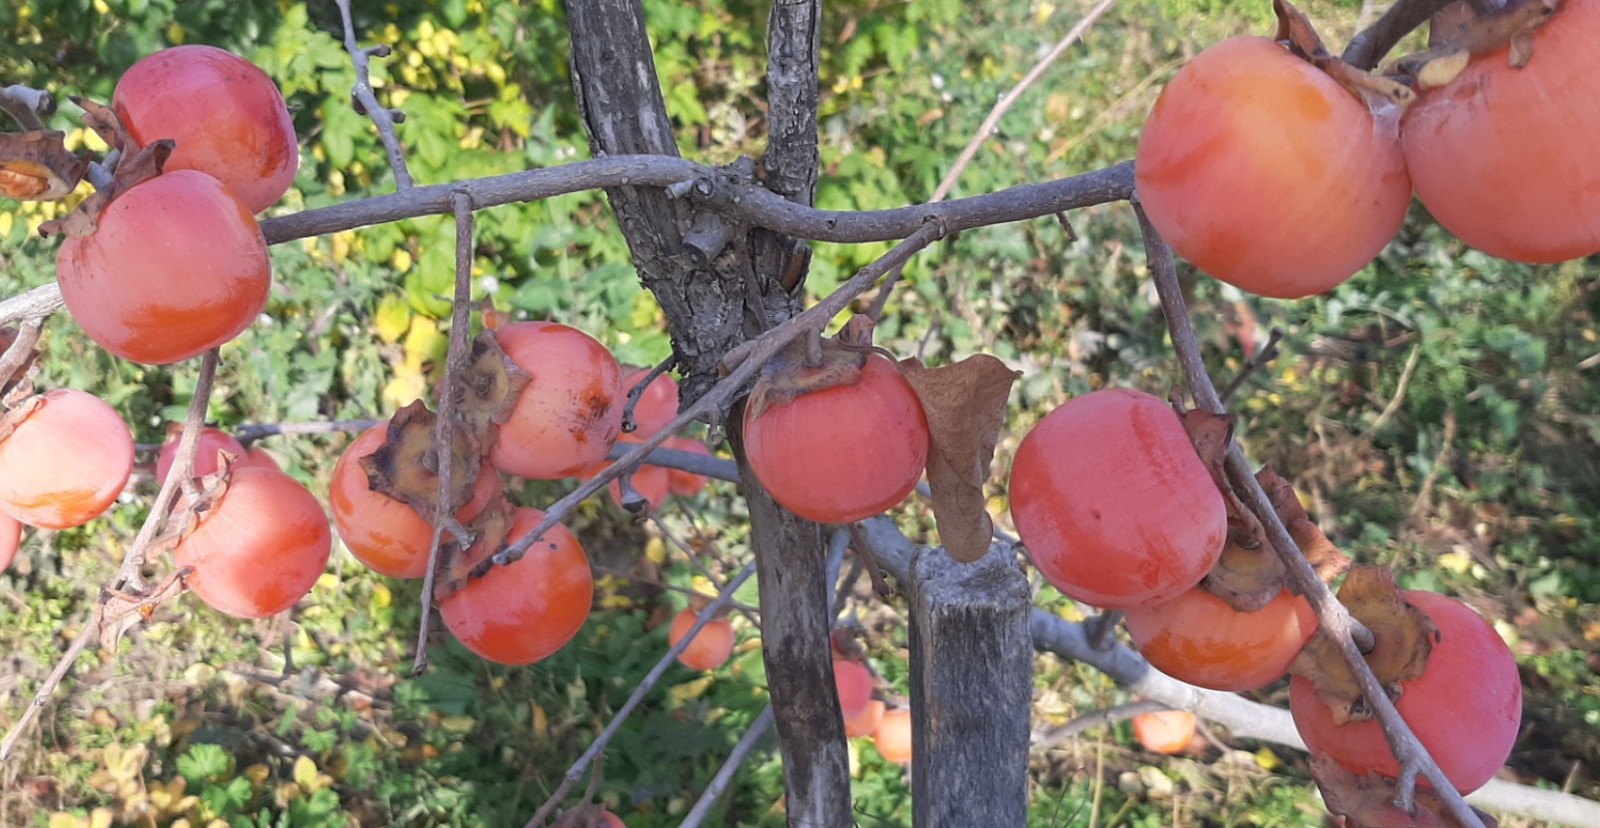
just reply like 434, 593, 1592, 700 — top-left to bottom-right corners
621, 356, 676, 434
0, 83, 54, 131
0, 318, 45, 389
233, 418, 382, 444
332, 0, 413, 188
1341, 0, 1462, 69
1367, 340, 1423, 434
0, 615, 95, 760
1410, 406, 1457, 520
1134, 203, 1486, 828
591, 565, 760, 616
1219, 327, 1284, 404
676, 705, 777, 828
521, 559, 758, 828
412, 190, 476, 675
1033, 699, 1170, 748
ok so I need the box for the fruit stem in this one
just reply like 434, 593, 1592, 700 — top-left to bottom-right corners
621, 356, 677, 434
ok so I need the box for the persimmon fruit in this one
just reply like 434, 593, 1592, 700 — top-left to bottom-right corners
1009, 388, 1225, 610
56, 170, 272, 365
845, 697, 886, 739
743, 353, 929, 524
113, 45, 298, 213
834, 658, 875, 720
664, 437, 711, 497
440, 507, 593, 665
1132, 710, 1197, 755
0, 511, 20, 572
0, 388, 134, 530
1124, 586, 1318, 691
489, 322, 623, 481
173, 465, 332, 619
667, 608, 735, 671
1288, 591, 1521, 794
1401, 0, 1600, 263
154, 426, 246, 485
1136, 36, 1411, 298
873, 707, 913, 764
329, 423, 505, 579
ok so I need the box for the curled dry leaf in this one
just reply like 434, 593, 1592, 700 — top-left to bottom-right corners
1388, 0, 1561, 88
1173, 403, 1261, 548
71, 96, 134, 155
1289, 566, 1437, 725
37, 138, 173, 238
0, 131, 90, 200
456, 330, 531, 439
359, 400, 484, 524
1274, 0, 1416, 106
1309, 754, 1499, 828
1258, 466, 1351, 582
898, 354, 1018, 563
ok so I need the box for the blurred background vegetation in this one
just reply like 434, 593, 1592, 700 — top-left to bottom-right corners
2, 0, 1597, 825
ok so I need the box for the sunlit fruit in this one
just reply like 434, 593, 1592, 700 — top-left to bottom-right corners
1133, 710, 1197, 755
113, 45, 298, 213
56, 170, 272, 365
834, 658, 875, 720
1136, 36, 1411, 298
873, 707, 913, 764
329, 423, 505, 579
155, 425, 246, 485
0, 389, 134, 529
579, 435, 670, 512
664, 437, 711, 497
440, 507, 593, 665
621, 366, 679, 438
845, 697, 886, 738
1401, 0, 1600, 263
1289, 591, 1521, 794
172, 465, 332, 619
489, 322, 623, 481
743, 353, 929, 524
1009, 388, 1225, 609
0, 511, 20, 572
667, 608, 735, 671
1124, 587, 1318, 691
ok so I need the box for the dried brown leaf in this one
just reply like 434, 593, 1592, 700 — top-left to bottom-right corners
1310, 754, 1499, 828
746, 336, 865, 420
358, 400, 483, 524
1289, 567, 1437, 725
1429, 1, 1478, 47
0, 131, 89, 201
1174, 405, 1261, 548
1273, 0, 1331, 59
96, 568, 190, 654
1258, 466, 1352, 582
38, 139, 172, 238
438, 499, 516, 598
898, 354, 1017, 563
71, 96, 134, 155
1390, 0, 1560, 86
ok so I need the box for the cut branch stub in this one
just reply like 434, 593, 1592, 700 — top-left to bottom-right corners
897, 354, 1019, 563
359, 400, 483, 524
1386, 0, 1561, 89
455, 330, 530, 439
1289, 566, 1437, 725
0, 131, 90, 201
1309, 753, 1500, 828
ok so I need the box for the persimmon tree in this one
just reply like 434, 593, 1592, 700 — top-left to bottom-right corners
2, 0, 1599, 826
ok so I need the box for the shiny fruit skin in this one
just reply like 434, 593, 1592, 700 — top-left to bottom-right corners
743, 354, 929, 524
56, 170, 272, 365
440, 507, 593, 665
598, 813, 625, 828
621, 366, 680, 438
834, 659, 875, 720
329, 424, 504, 579
490, 322, 623, 481
0, 389, 134, 529
173, 466, 332, 619
664, 437, 711, 497
1289, 591, 1522, 794
1124, 587, 1317, 691
873, 708, 913, 764
155, 427, 246, 485
1009, 388, 1225, 610
1132, 710, 1197, 755
845, 698, 886, 738
668, 608, 735, 671
1136, 36, 1411, 298
112, 45, 298, 213
0, 511, 20, 572
1401, 0, 1600, 263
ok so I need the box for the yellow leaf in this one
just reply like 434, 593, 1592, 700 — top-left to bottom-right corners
391, 248, 413, 272
403, 316, 447, 367
370, 582, 392, 609
644, 537, 667, 566
440, 715, 476, 733
669, 676, 714, 702
48, 813, 84, 828
0, 212, 13, 237
293, 756, 318, 788
1254, 747, 1281, 771
90, 810, 114, 828
244, 763, 271, 786
531, 702, 548, 739
374, 295, 411, 344
1036, 2, 1055, 24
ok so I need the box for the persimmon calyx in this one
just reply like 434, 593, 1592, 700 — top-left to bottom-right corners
1288, 566, 1437, 726
746, 328, 873, 420
1273, 0, 1417, 107
359, 399, 485, 525
1388, 0, 1561, 89
37, 134, 174, 239
0, 131, 90, 201
456, 330, 531, 439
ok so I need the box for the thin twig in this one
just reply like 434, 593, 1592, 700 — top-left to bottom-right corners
1033, 699, 1170, 749
233, 418, 382, 444
521, 559, 758, 828
1341, 0, 1462, 70
1134, 203, 1486, 828
332, 0, 413, 188
1367, 340, 1423, 434
621, 356, 677, 434
1219, 327, 1284, 404
1410, 406, 1457, 521
591, 565, 761, 616
0, 615, 95, 759
676, 705, 777, 828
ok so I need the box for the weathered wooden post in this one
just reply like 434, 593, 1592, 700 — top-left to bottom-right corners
907, 541, 1033, 828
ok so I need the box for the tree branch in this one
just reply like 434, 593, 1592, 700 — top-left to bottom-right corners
333, 0, 413, 188
1341, 0, 1461, 70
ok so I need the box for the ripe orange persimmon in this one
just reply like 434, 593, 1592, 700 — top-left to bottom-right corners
873, 707, 913, 764
844, 698, 886, 738
440, 507, 593, 665
155, 426, 247, 485
1009, 388, 1225, 610
1124, 587, 1317, 691
667, 608, 735, 671
1289, 591, 1521, 794
173, 466, 332, 619
621, 366, 679, 438
598, 813, 625, 828
1136, 36, 1410, 298
0, 389, 134, 529
664, 437, 711, 497
113, 45, 298, 213
0, 511, 20, 572
1401, 0, 1600, 263
490, 322, 623, 481
56, 170, 272, 365
834, 659, 875, 720
743, 353, 928, 524
578, 435, 670, 512
329, 423, 505, 579
1132, 710, 1197, 755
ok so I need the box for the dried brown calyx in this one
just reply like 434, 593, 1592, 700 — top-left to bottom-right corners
1275, 0, 1417, 107
359, 399, 485, 525
1289, 566, 1437, 725
1387, 0, 1561, 90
